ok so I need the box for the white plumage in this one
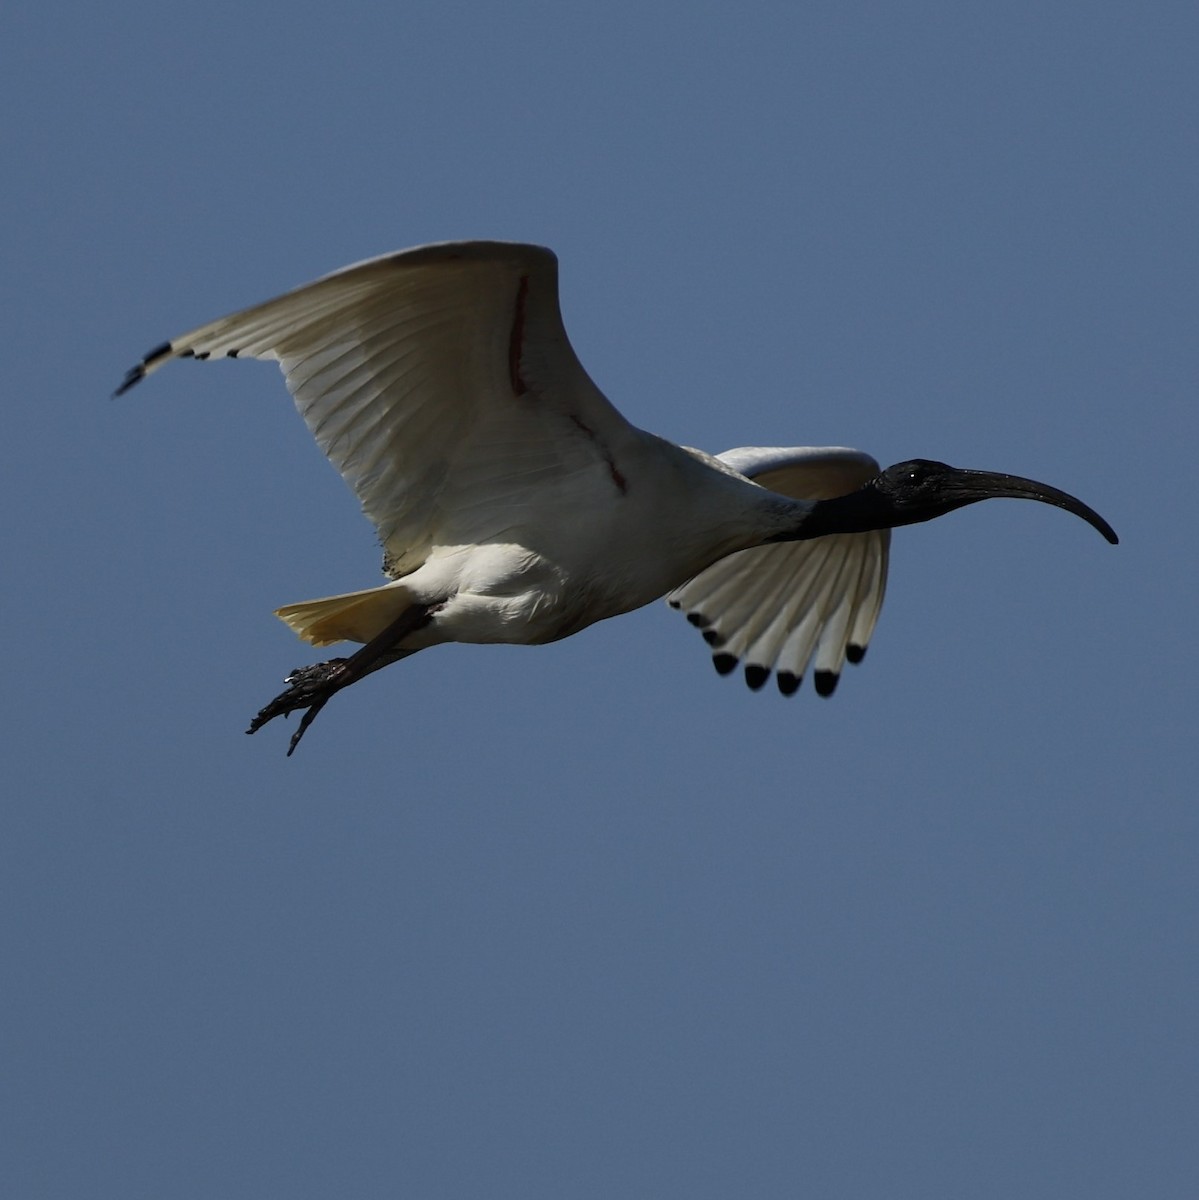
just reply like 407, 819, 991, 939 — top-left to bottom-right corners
118, 240, 1114, 751
667, 447, 888, 695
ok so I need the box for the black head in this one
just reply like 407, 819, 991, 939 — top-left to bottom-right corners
797, 458, 1118, 543
874, 459, 971, 518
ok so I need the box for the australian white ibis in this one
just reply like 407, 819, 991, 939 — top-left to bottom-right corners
117, 241, 1117, 754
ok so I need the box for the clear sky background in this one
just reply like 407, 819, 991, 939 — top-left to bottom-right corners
3, 3, 1195, 1197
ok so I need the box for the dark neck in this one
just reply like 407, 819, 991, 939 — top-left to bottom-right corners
769, 487, 898, 542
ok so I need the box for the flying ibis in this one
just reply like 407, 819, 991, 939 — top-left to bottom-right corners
116, 241, 1118, 753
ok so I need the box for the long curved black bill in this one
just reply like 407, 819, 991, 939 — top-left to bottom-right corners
950, 470, 1118, 544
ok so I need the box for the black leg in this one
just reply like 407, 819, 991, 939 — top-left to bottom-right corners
247, 602, 436, 755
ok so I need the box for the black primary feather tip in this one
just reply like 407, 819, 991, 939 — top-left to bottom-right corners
113, 341, 173, 396
744, 664, 769, 691
776, 671, 802, 696
813, 670, 840, 696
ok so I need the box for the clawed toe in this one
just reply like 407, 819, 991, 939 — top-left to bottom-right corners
246, 657, 349, 754
282, 660, 348, 690
243, 603, 435, 755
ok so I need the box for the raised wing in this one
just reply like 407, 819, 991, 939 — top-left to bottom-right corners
667, 447, 890, 696
116, 241, 634, 575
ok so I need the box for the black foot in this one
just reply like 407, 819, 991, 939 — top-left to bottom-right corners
247, 658, 349, 756
245, 601, 437, 756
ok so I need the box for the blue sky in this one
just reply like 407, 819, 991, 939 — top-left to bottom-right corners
3, 2, 1195, 1197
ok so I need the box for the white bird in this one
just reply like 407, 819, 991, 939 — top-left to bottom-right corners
117, 241, 1117, 753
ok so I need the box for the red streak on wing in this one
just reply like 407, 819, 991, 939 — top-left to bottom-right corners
570, 416, 628, 495
508, 275, 529, 397
510, 274, 626, 495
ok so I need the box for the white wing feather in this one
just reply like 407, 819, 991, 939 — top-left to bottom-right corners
121, 252, 890, 697
666, 447, 890, 695
119, 241, 635, 576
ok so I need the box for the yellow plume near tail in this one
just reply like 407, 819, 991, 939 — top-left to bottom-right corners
274, 583, 416, 647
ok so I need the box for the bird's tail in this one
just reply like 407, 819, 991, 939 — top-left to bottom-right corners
274, 583, 417, 647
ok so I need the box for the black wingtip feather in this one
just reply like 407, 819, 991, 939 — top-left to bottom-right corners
701, 629, 725, 648
712, 653, 738, 676
846, 644, 866, 665
777, 671, 801, 696
113, 367, 144, 397
814, 670, 839, 696
744, 664, 769, 691
114, 340, 173, 396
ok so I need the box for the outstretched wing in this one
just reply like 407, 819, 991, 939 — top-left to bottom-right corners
667, 447, 890, 696
117, 241, 635, 576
